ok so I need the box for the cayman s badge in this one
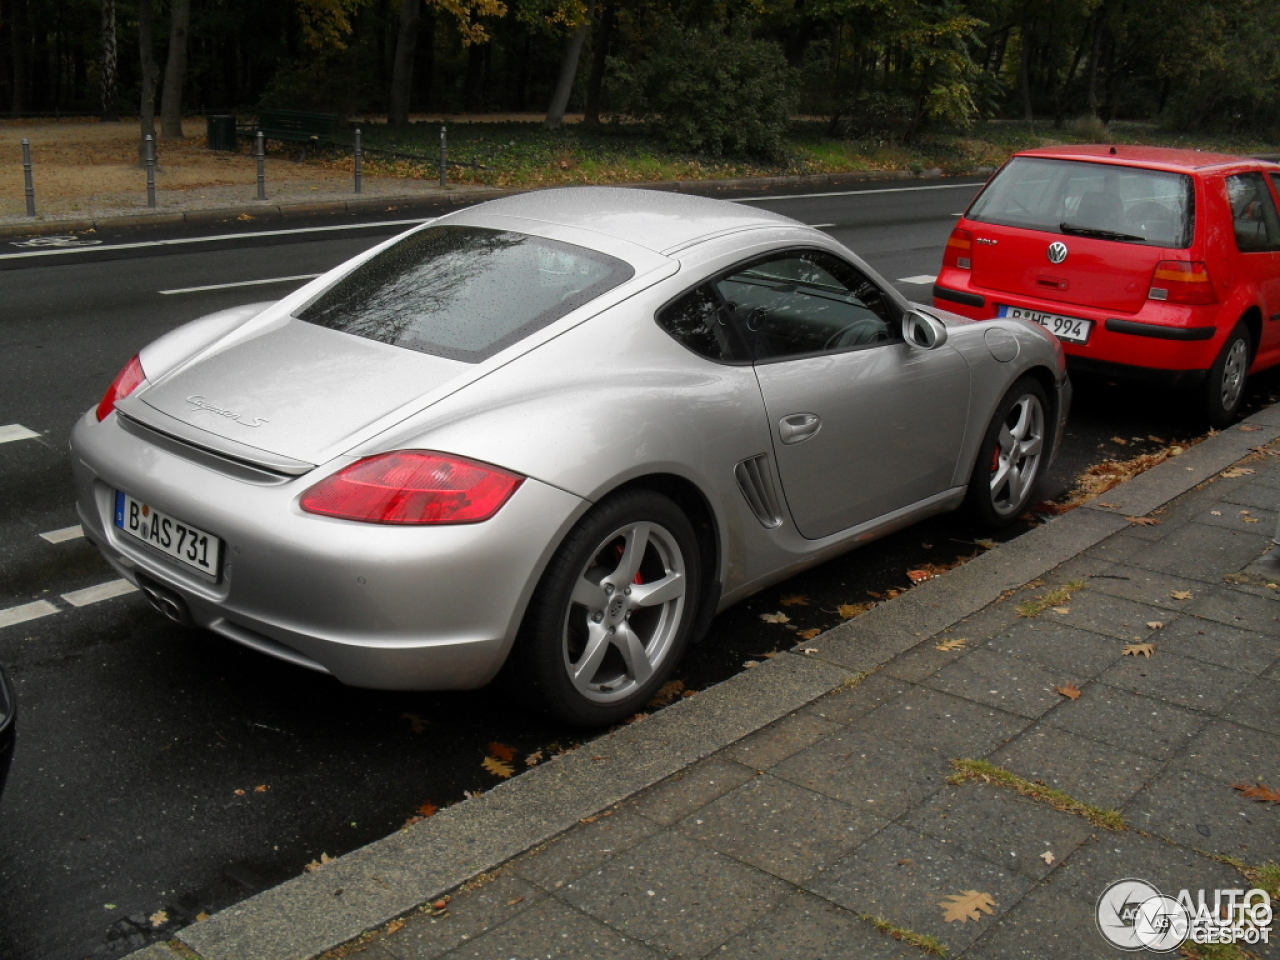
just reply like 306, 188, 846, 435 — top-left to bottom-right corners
1047, 241, 1069, 264
186, 395, 268, 428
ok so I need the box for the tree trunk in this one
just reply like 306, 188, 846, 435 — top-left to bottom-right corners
10, 0, 29, 116
100, 0, 118, 119
582, 0, 613, 127
1018, 26, 1034, 122
159, 0, 191, 138
138, 0, 159, 163
388, 0, 420, 126
1085, 8, 1105, 118
544, 4, 592, 129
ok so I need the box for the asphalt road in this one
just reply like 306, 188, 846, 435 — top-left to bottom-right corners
1, 180, 1276, 960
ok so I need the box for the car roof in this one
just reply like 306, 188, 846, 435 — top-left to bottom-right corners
453, 186, 803, 255
1014, 144, 1279, 175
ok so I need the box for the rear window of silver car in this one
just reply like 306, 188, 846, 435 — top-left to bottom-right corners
296, 225, 634, 363
967, 157, 1194, 248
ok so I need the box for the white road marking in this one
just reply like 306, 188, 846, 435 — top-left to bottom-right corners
62, 579, 139, 607
0, 218, 431, 261
0, 599, 59, 629
160, 274, 321, 296
0, 424, 39, 444
732, 182, 983, 203
40, 525, 84, 544
898, 275, 938, 285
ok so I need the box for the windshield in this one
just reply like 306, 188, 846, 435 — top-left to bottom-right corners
297, 225, 633, 363
968, 157, 1194, 248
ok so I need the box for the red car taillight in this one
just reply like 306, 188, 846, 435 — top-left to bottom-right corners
943, 227, 972, 270
1149, 260, 1216, 305
96, 354, 146, 421
300, 451, 525, 525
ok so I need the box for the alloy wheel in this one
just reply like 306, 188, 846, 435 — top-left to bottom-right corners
989, 394, 1045, 517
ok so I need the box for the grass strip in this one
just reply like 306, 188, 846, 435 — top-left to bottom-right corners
861, 914, 949, 957
1015, 580, 1086, 618
948, 759, 1126, 830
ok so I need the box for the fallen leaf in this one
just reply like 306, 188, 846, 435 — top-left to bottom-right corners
525, 750, 544, 767
1170, 590, 1193, 600
936, 638, 967, 651
254, 784, 269, 793
1110, 436, 1127, 445
1051, 606, 1070, 615
1220, 467, 1256, 479
401, 712, 428, 734
940, 890, 997, 923
1127, 516, 1160, 526
907, 569, 933, 583
1244, 517, 1261, 524
779, 593, 810, 607
482, 756, 515, 779
1146, 621, 1164, 630
742, 660, 759, 668
1268, 583, 1279, 591
195, 912, 211, 922
1054, 683, 1082, 700
507, 897, 525, 906
463, 789, 483, 799
836, 603, 872, 619
1240, 424, 1262, 432
1123, 643, 1156, 657
1097, 502, 1120, 509
974, 538, 997, 549
759, 612, 790, 624
1210, 510, 1223, 516
487, 742, 518, 763
416, 802, 438, 818
648, 680, 685, 708
1233, 782, 1280, 804
149, 910, 168, 928
797, 628, 822, 640
305, 853, 334, 872
802, 647, 819, 655
1040, 851, 1055, 865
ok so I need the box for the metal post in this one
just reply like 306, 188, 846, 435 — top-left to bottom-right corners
439, 125, 447, 189
20, 138, 36, 218
256, 131, 266, 201
144, 135, 157, 208
354, 128, 363, 195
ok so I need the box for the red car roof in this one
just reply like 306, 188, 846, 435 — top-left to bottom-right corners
1014, 144, 1277, 174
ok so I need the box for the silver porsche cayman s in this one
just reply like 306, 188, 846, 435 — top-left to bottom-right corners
71, 187, 1070, 726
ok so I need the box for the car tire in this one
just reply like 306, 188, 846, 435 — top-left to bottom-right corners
967, 375, 1049, 527
1200, 323, 1251, 429
513, 489, 702, 727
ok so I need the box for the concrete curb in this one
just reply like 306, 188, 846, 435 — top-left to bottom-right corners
124, 405, 1280, 960
0, 167, 973, 240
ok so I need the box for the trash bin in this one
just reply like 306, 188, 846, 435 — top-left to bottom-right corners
206, 114, 236, 151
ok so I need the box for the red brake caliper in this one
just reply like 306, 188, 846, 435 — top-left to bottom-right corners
613, 542, 644, 584
990, 445, 1001, 474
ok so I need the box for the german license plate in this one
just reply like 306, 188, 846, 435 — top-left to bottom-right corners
998, 305, 1093, 344
114, 491, 221, 576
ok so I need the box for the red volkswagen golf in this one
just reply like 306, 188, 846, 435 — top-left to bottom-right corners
934, 146, 1280, 425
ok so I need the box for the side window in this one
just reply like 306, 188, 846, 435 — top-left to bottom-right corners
713, 251, 898, 362
656, 284, 744, 363
1226, 173, 1280, 253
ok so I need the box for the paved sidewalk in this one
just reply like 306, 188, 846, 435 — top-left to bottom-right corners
129, 411, 1280, 960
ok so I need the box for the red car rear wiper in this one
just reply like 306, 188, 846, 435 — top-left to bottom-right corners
1059, 222, 1146, 243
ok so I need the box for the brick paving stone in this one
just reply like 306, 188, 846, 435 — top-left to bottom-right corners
990, 726, 1159, 810
1078, 529, 1156, 565
559, 831, 789, 960
1185, 587, 1280, 637
511, 809, 660, 891
1172, 718, 1280, 786
1096, 649, 1250, 713
797, 673, 910, 725
1223, 674, 1280, 736
807, 824, 1036, 955
981, 619, 1124, 678
922, 648, 1066, 719
1153, 616, 1280, 675
383, 874, 544, 960
1085, 566, 1208, 612
900, 782, 1094, 881
1124, 767, 1280, 861
1042, 683, 1209, 761
623, 758, 757, 827
679, 774, 888, 885
855, 686, 1030, 758
724, 711, 842, 771
433, 896, 660, 960
961, 883, 1132, 959
1223, 477, 1280, 510
1126, 523, 1272, 582
1049, 832, 1245, 909
1195, 504, 1278, 534
881, 637, 974, 683
771, 727, 950, 818
1049, 591, 1181, 643
716, 890, 919, 960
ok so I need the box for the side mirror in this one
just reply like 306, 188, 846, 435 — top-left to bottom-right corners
903, 310, 948, 349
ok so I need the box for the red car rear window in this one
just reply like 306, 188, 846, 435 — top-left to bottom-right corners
968, 157, 1194, 248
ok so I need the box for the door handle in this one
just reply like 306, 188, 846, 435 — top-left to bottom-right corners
778, 413, 821, 444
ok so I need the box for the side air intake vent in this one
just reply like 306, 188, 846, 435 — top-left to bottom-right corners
735, 455, 784, 528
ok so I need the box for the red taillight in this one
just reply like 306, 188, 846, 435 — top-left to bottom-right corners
1149, 260, 1216, 305
300, 451, 525, 525
96, 354, 146, 421
943, 228, 972, 270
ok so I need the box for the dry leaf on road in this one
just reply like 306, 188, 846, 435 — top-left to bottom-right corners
836, 603, 872, 619
1240, 424, 1262, 432
487, 742, 518, 762
401, 712, 429, 735
525, 750, 544, 767
1040, 851, 1055, 865
1146, 621, 1164, 630
1123, 643, 1156, 657
1220, 467, 1256, 479
648, 680, 685, 707
254, 784, 269, 793
1233, 782, 1280, 804
907, 569, 934, 583
304, 853, 334, 872
482, 756, 515, 779
797, 628, 821, 640
936, 638, 967, 651
149, 910, 168, 928
1127, 516, 1160, 526
940, 890, 997, 923
779, 594, 810, 607
759, 612, 790, 624
1170, 590, 1193, 600
1054, 683, 1082, 700
1051, 606, 1070, 615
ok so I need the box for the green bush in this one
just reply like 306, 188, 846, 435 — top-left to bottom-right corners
607, 23, 799, 160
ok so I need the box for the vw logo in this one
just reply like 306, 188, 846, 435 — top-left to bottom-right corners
1047, 241, 1069, 264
